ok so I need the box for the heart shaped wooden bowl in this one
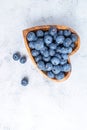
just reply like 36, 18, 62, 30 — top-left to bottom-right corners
23, 25, 80, 82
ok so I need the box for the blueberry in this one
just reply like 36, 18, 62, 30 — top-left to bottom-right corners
35, 39, 44, 50
44, 31, 49, 35
28, 41, 35, 49
46, 63, 53, 71
43, 56, 51, 62
51, 57, 60, 65
31, 50, 40, 57
21, 77, 28, 86
52, 65, 61, 74
58, 30, 63, 35
71, 42, 75, 49
55, 72, 65, 80
62, 63, 71, 72
40, 47, 48, 55
49, 43, 57, 50
43, 50, 49, 57
20, 56, 27, 64
49, 49, 55, 56
71, 34, 78, 42
47, 71, 55, 78
53, 34, 57, 40
37, 61, 46, 71
44, 35, 53, 45
56, 36, 65, 44
63, 38, 72, 47
36, 30, 44, 37
67, 47, 73, 54
27, 32, 37, 41
54, 53, 61, 59
49, 27, 57, 36
13, 52, 20, 61
64, 30, 71, 37
56, 47, 68, 54
35, 55, 42, 62
61, 54, 68, 60
60, 59, 67, 65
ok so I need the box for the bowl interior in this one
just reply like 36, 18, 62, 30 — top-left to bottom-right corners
23, 25, 80, 82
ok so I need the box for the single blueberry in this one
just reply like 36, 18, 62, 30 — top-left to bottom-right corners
60, 59, 67, 65
61, 54, 68, 60
13, 52, 20, 61
27, 32, 36, 41
62, 63, 71, 72
71, 42, 75, 49
21, 77, 28, 86
71, 34, 78, 42
56, 36, 65, 44
49, 49, 55, 56
52, 65, 61, 74
49, 43, 57, 50
51, 57, 60, 65
64, 30, 71, 37
47, 71, 55, 78
49, 27, 57, 36
28, 41, 35, 49
31, 50, 40, 57
63, 38, 72, 47
35, 39, 44, 50
20, 56, 27, 64
36, 30, 44, 37
37, 60, 46, 71
58, 30, 63, 35
43, 56, 51, 62
67, 47, 73, 54
55, 72, 65, 80
46, 62, 53, 71
56, 47, 68, 54
35, 55, 42, 62
44, 35, 53, 45
40, 47, 48, 55
43, 50, 49, 57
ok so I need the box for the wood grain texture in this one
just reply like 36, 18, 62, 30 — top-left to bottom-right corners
23, 25, 80, 82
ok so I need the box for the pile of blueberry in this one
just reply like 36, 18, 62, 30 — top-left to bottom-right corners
27, 27, 78, 80
13, 52, 28, 86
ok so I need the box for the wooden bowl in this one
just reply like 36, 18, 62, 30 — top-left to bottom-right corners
23, 25, 80, 82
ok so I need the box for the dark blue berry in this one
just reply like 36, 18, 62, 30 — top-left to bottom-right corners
55, 72, 65, 80
54, 53, 61, 59
47, 71, 54, 78
27, 32, 37, 41
35, 39, 44, 50
61, 54, 68, 60
20, 56, 27, 64
49, 49, 55, 56
71, 34, 78, 42
28, 41, 35, 49
64, 30, 71, 37
37, 61, 46, 71
21, 77, 28, 86
71, 42, 75, 49
63, 38, 72, 47
35, 55, 42, 62
62, 63, 71, 72
49, 43, 57, 50
67, 47, 73, 54
60, 59, 67, 65
46, 63, 53, 71
52, 65, 61, 74
44, 35, 53, 45
58, 30, 63, 35
36, 30, 44, 37
56, 36, 65, 44
51, 57, 60, 65
13, 52, 20, 61
49, 27, 57, 36
43, 50, 49, 57
31, 50, 40, 57
43, 56, 51, 62
44, 31, 49, 35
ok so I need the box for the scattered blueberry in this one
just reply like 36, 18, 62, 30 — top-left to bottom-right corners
46, 62, 53, 71
56, 36, 65, 44
64, 30, 71, 37
52, 65, 61, 74
63, 38, 72, 47
51, 57, 60, 65
13, 52, 20, 61
44, 35, 53, 45
71, 34, 78, 42
31, 50, 40, 57
47, 71, 55, 78
36, 30, 44, 37
20, 56, 27, 64
55, 72, 65, 80
37, 60, 46, 71
21, 77, 28, 86
49, 27, 57, 36
27, 32, 37, 41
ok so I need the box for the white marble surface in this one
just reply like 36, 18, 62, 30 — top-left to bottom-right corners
0, 0, 87, 130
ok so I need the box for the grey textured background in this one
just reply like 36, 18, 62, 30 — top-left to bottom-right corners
0, 0, 87, 130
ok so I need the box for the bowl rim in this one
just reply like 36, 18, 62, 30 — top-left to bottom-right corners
23, 25, 80, 82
